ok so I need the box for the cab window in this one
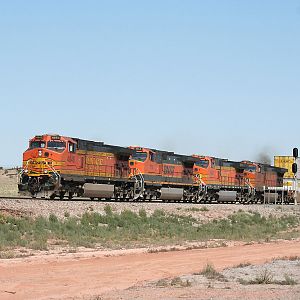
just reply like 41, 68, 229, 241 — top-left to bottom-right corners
195, 160, 209, 168
149, 152, 155, 162
30, 141, 46, 149
68, 143, 76, 153
47, 141, 66, 152
246, 166, 256, 172
131, 151, 147, 162
241, 163, 256, 172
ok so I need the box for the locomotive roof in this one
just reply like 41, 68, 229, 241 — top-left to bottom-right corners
72, 138, 133, 156
259, 163, 287, 173
148, 148, 199, 164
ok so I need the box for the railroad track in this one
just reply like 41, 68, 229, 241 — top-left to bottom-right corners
0, 195, 296, 205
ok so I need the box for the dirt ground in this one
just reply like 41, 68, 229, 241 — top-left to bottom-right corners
0, 240, 300, 300
0, 170, 18, 197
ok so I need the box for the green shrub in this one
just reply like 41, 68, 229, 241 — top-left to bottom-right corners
104, 205, 113, 216
0, 210, 298, 251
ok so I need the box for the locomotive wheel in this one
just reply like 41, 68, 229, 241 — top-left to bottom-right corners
59, 192, 65, 200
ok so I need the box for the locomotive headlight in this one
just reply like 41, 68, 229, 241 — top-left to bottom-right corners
44, 170, 48, 174
38, 150, 42, 157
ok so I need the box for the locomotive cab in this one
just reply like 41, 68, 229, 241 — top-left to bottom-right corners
192, 156, 219, 184
19, 134, 77, 197
129, 147, 154, 176
240, 161, 259, 184
129, 146, 162, 175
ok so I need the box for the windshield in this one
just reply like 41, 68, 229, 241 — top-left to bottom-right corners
131, 151, 147, 162
244, 165, 256, 172
47, 141, 66, 152
30, 141, 46, 149
195, 160, 209, 168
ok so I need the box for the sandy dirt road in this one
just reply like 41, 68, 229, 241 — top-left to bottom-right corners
0, 240, 300, 300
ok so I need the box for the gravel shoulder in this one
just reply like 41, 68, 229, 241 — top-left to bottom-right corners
1, 198, 300, 222
105, 258, 300, 300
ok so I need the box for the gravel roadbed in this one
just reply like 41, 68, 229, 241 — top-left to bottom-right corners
1, 198, 300, 220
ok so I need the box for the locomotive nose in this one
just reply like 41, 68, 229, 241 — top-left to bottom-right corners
31, 148, 44, 158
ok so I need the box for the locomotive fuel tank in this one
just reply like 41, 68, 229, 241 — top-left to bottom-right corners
217, 190, 237, 202
160, 187, 184, 201
82, 183, 115, 198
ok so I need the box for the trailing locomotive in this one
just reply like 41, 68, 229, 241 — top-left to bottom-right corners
18, 134, 292, 203
129, 146, 199, 201
192, 156, 291, 203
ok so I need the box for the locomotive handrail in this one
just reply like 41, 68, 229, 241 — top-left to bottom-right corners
131, 168, 145, 200
244, 178, 255, 196
47, 161, 61, 186
18, 159, 32, 184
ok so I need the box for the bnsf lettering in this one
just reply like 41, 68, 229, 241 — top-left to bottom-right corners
86, 157, 104, 166
29, 161, 48, 165
163, 165, 175, 175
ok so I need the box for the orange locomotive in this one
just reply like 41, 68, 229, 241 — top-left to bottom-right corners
129, 146, 199, 201
19, 134, 290, 203
240, 161, 292, 203
19, 134, 134, 199
192, 156, 289, 203
192, 155, 248, 203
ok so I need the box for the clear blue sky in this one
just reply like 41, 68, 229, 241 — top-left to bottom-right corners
0, 1, 299, 167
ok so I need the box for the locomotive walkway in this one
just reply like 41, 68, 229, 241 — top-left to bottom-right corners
0, 240, 300, 299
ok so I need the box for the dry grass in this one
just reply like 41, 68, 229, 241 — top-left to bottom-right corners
148, 247, 179, 253
232, 262, 252, 268
272, 255, 300, 262
239, 269, 274, 285
277, 274, 298, 285
155, 277, 191, 288
194, 263, 227, 281
170, 277, 192, 287
0, 250, 32, 259
239, 269, 298, 286
156, 279, 169, 287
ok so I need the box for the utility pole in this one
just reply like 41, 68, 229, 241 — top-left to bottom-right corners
292, 148, 298, 205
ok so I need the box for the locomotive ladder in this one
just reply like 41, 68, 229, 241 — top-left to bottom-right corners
244, 178, 255, 197
199, 177, 207, 193
48, 163, 61, 187
132, 169, 145, 200
18, 159, 31, 183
